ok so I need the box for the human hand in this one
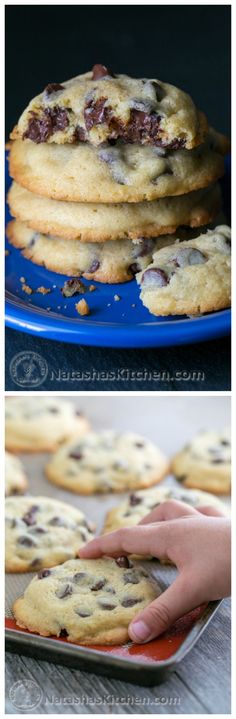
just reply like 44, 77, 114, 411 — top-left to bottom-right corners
79, 500, 231, 643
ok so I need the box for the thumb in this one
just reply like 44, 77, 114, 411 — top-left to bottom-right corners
129, 572, 200, 643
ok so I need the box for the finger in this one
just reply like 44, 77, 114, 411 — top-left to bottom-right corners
138, 499, 199, 525
197, 504, 227, 518
78, 523, 170, 560
129, 572, 200, 643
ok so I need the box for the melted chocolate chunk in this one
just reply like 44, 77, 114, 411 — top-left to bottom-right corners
88, 259, 100, 273
17, 536, 37, 547
141, 267, 169, 287
129, 494, 142, 507
56, 584, 73, 599
98, 600, 117, 610
44, 83, 65, 96
91, 578, 106, 591
22, 505, 39, 526
74, 126, 87, 142
24, 107, 69, 143
121, 597, 142, 607
69, 451, 83, 460
115, 556, 132, 568
37, 568, 51, 579
75, 610, 92, 617
60, 628, 69, 637
129, 263, 141, 276
92, 64, 114, 80
123, 572, 140, 585
48, 516, 67, 527
84, 97, 111, 131
73, 572, 87, 583
61, 278, 86, 297
30, 557, 41, 568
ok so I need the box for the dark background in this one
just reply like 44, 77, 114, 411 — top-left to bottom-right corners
5, 5, 231, 392
5, 4, 231, 136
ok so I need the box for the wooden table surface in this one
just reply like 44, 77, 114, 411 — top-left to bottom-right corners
5, 598, 230, 715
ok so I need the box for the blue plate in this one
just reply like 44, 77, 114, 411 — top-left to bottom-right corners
5, 154, 231, 348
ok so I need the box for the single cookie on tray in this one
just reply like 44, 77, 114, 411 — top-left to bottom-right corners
7, 181, 222, 242
5, 496, 95, 572
13, 556, 159, 644
136, 225, 231, 316
172, 428, 231, 494
103, 485, 228, 534
10, 64, 208, 150
9, 128, 228, 204
6, 221, 176, 283
5, 451, 28, 497
5, 397, 89, 453
45, 430, 169, 494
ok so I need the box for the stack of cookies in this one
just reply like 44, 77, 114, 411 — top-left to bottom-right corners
7, 63, 231, 315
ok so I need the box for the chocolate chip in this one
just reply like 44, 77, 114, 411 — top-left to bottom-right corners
134, 239, 154, 258
44, 83, 65, 96
30, 558, 41, 568
92, 64, 114, 80
37, 568, 51, 579
73, 572, 87, 583
29, 526, 47, 534
141, 267, 169, 287
59, 628, 68, 637
75, 409, 82, 416
48, 516, 67, 527
135, 442, 144, 448
173, 248, 206, 268
98, 600, 117, 610
129, 263, 141, 276
74, 126, 87, 142
17, 536, 37, 547
22, 505, 39, 526
91, 578, 106, 591
75, 610, 92, 618
69, 451, 83, 460
49, 407, 59, 414
88, 259, 100, 273
24, 107, 69, 143
129, 494, 142, 507
56, 584, 73, 599
221, 440, 230, 446
115, 556, 132, 568
61, 279, 86, 297
123, 572, 140, 585
121, 597, 142, 607
211, 458, 224, 464
84, 97, 111, 131
177, 475, 187, 483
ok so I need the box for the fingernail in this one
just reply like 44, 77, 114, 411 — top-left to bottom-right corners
129, 620, 150, 642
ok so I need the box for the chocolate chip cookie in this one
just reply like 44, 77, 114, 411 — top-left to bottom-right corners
6, 496, 95, 572
9, 128, 228, 203
8, 181, 222, 242
5, 397, 89, 453
172, 428, 231, 494
103, 485, 228, 535
137, 225, 231, 316
13, 556, 159, 644
46, 431, 169, 494
11, 64, 208, 150
5, 451, 28, 497
7, 221, 177, 283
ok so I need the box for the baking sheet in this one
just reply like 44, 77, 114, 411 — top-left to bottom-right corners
5, 439, 229, 683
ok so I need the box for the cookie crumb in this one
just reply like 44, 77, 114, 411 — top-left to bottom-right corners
107, 303, 111, 307
114, 294, 121, 301
20, 276, 26, 283
46, 307, 51, 312
36, 286, 51, 295
62, 278, 86, 297
131, 303, 136, 308
22, 283, 33, 295
89, 284, 96, 292
75, 299, 90, 316
5, 249, 10, 256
